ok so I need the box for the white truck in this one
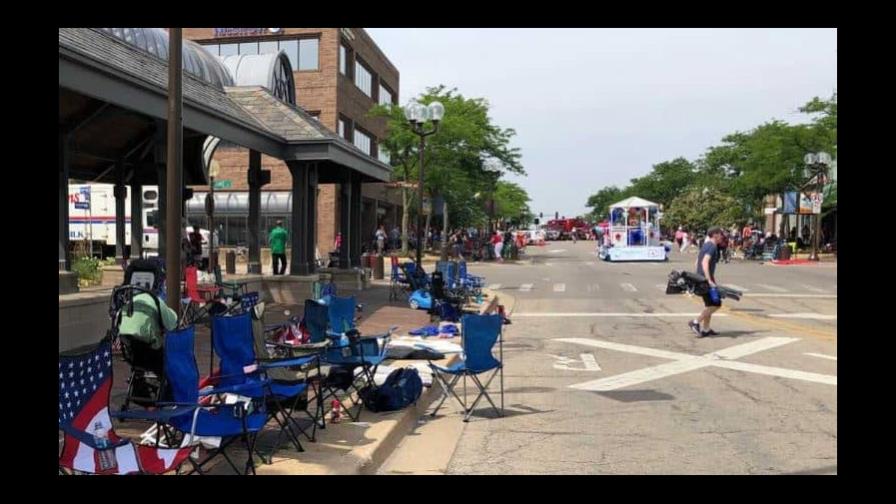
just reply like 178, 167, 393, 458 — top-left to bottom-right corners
68, 184, 212, 263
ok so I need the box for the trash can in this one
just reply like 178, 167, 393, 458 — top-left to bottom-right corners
372, 254, 385, 280
779, 244, 792, 260
225, 251, 236, 274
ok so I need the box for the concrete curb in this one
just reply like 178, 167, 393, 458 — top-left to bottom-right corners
345, 356, 458, 475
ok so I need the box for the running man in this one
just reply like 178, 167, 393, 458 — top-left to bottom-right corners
689, 227, 724, 338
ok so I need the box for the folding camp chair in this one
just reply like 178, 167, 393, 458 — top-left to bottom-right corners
164, 324, 270, 475
429, 314, 504, 422
319, 296, 394, 422
211, 310, 319, 460
254, 302, 327, 441
389, 256, 412, 302
59, 337, 200, 475
212, 264, 249, 299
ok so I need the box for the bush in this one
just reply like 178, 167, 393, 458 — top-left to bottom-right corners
71, 256, 103, 287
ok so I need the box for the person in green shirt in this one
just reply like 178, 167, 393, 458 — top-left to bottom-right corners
269, 220, 288, 275
117, 293, 178, 350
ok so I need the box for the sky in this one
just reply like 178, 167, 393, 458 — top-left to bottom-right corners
365, 28, 837, 218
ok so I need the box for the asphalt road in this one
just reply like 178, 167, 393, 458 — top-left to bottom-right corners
382, 241, 837, 475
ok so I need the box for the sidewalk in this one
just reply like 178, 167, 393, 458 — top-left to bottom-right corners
105, 284, 510, 475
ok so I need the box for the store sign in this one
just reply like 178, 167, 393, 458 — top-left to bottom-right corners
214, 28, 282, 38
799, 192, 822, 215
213, 179, 232, 189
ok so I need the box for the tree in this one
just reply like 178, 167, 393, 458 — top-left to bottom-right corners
492, 181, 532, 224
585, 186, 624, 221
370, 85, 525, 256
625, 157, 698, 207
663, 187, 747, 233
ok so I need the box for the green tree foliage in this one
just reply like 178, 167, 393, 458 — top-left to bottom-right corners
585, 186, 624, 221
369, 85, 526, 249
585, 91, 837, 227
493, 180, 532, 223
663, 187, 747, 233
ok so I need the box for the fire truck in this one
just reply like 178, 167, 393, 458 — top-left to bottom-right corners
545, 217, 590, 240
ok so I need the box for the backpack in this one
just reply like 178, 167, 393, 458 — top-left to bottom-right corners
359, 368, 423, 413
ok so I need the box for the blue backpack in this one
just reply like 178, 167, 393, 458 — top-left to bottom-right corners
360, 368, 423, 412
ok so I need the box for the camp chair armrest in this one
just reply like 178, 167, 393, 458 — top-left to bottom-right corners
111, 404, 198, 422
199, 377, 271, 396
259, 355, 319, 369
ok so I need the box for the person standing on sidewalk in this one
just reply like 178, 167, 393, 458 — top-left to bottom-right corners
492, 230, 504, 262
375, 224, 387, 255
269, 220, 288, 275
689, 227, 724, 337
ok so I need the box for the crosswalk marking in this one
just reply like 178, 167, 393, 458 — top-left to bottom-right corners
755, 283, 788, 292
487, 283, 502, 290
805, 352, 837, 361
519, 283, 534, 292
620, 283, 638, 292
553, 283, 566, 292
769, 313, 837, 321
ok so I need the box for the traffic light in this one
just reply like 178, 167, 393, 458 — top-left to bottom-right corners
534, 218, 540, 225
555, 211, 559, 220
539, 212, 543, 219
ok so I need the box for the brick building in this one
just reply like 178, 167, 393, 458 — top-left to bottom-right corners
182, 28, 402, 256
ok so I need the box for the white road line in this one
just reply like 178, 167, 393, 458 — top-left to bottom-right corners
580, 353, 601, 371
805, 352, 837, 361
725, 284, 750, 292
560, 337, 836, 390
556, 338, 696, 361
769, 313, 837, 321
570, 358, 709, 391
755, 283, 788, 292
712, 360, 837, 386
550, 249, 566, 254
801, 284, 828, 293
620, 283, 638, 292
553, 283, 566, 292
708, 337, 799, 360
517, 312, 729, 318
487, 283, 502, 290
544, 263, 554, 267
519, 283, 534, 292
744, 293, 837, 299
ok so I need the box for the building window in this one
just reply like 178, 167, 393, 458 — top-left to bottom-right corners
219, 43, 238, 57
339, 44, 349, 75
379, 83, 394, 106
354, 60, 373, 97
239, 42, 259, 55
259, 40, 278, 55
298, 38, 319, 70
354, 128, 372, 156
338, 118, 348, 140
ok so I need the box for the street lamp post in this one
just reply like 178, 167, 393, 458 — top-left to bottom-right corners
803, 152, 832, 261
404, 100, 444, 266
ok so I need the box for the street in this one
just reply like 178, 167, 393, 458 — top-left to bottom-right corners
381, 242, 837, 475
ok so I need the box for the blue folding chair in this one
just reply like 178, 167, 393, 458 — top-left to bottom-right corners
212, 311, 320, 460
321, 296, 394, 422
429, 314, 504, 422
164, 325, 270, 475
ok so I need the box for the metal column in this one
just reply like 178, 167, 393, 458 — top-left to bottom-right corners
114, 163, 127, 266
339, 182, 351, 268
59, 131, 70, 271
288, 161, 308, 275
247, 150, 262, 274
164, 27, 184, 313
306, 163, 318, 273
350, 173, 362, 267
130, 180, 143, 259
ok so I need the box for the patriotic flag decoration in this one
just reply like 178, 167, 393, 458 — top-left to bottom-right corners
58, 341, 192, 475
